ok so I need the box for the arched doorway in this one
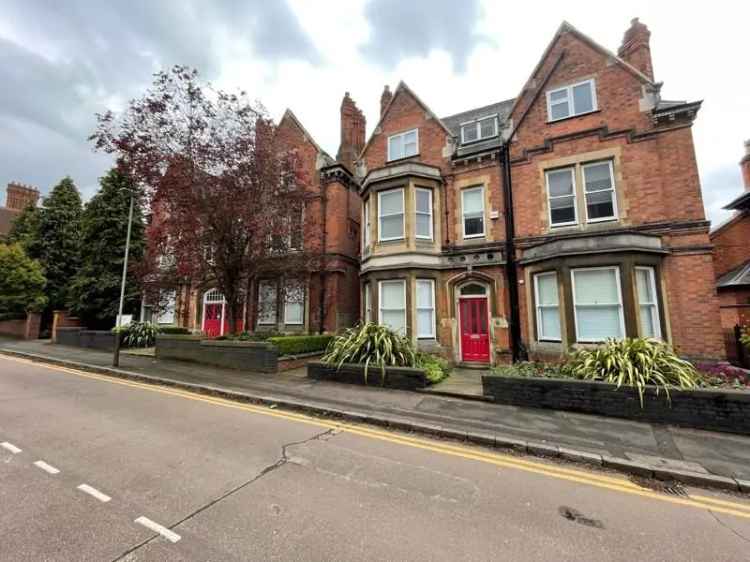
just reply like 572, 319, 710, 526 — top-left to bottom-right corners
457, 282, 490, 363
201, 289, 245, 337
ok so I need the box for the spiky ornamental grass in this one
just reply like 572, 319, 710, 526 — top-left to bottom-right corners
321, 322, 416, 384
562, 337, 699, 406
115, 321, 161, 348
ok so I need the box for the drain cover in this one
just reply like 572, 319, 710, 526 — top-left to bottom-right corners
558, 506, 604, 529
630, 475, 688, 497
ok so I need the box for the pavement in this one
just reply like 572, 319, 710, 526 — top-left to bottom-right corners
2, 353, 750, 560
1, 339, 750, 494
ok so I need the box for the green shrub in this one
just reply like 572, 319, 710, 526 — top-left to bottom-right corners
159, 326, 190, 335
322, 322, 416, 383
562, 337, 699, 406
268, 335, 333, 356
494, 361, 565, 379
414, 352, 451, 384
114, 321, 160, 348
0, 311, 27, 322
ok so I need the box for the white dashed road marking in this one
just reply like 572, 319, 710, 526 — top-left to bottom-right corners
33, 460, 60, 474
77, 484, 111, 503
135, 516, 182, 543
1, 442, 22, 454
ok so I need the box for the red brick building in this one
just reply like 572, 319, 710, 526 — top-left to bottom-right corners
357, 19, 724, 364
710, 141, 750, 364
0, 182, 39, 240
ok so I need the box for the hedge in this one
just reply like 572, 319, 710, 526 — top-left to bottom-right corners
0, 312, 26, 322
159, 326, 191, 335
268, 335, 333, 356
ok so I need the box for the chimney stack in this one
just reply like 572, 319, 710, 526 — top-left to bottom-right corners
5, 182, 39, 211
741, 140, 750, 192
336, 92, 366, 173
380, 85, 393, 118
618, 18, 654, 81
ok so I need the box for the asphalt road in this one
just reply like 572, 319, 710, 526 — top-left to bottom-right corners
1, 355, 750, 562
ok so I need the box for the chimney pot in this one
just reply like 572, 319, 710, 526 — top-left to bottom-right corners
618, 17, 654, 81
741, 140, 750, 191
336, 92, 366, 172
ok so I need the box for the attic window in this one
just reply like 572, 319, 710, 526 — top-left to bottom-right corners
387, 129, 418, 161
546, 79, 597, 121
460, 115, 498, 144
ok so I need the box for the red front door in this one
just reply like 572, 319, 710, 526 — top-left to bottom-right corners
203, 303, 223, 337
459, 297, 490, 363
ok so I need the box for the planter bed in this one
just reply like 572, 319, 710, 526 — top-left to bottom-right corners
156, 335, 278, 373
482, 375, 750, 435
307, 361, 429, 390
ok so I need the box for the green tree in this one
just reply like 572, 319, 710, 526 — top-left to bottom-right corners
7, 203, 42, 258
69, 168, 145, 327
38, 177, 83, 310
0, 243, 47, 314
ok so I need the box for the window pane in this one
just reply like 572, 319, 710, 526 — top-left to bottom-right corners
550, 89, 568, 102
536, 274, 558, 305
636, 268, 654, 302
462, 124, 478, 142
285, 302, 303, 324
258, 282, 277, 323
576, 305, 622, 340
379, 190, 403, 215
572, 82, 594, 114
479, 117, 496, 138
388, 136, 403, 160
382, 310, 406, 333
550, 195, 576, 224
416, 189, 431, 213
416, 280, 433, 307
381, 282, 405, 308
584, 163, 612, 192
417, 310, 434, 337
416, 214, 431, 238
404, 130, 417, 144
540, 308, 561, 340
640, 305, 657, 337
380, 215, 403, 239
462, 189, 484, 214
574, 269, 619, 304
550, 101, 569, 120
460, 283, 486, 296
586, 190, 615, 220
464, 216, 484, 236
547, 169, 574, 197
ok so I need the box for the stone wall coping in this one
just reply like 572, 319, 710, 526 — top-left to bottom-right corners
200, 339, 274, 349
278, 351, 325, 361
309, 360, 427, 376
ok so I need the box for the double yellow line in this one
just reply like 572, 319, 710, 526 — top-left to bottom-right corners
4, 354, 750, 520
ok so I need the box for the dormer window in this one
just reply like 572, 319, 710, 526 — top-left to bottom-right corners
546, 79, 597, 122
387, 129, 418, 161
460, 115, 498, 144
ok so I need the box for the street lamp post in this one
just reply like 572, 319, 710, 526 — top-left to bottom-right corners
112, 190, 135, 367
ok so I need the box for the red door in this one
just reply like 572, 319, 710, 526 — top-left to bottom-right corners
203, 303, 223, 337
459, 297, 490, 363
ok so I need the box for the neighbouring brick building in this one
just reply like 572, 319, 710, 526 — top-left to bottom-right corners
0, 182, 39, 240
357, 18, 724, 365
710, 141, 750, 364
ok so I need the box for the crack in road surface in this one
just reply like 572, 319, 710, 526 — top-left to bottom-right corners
112, 428, 337, 561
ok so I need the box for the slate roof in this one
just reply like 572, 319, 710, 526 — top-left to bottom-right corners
717, 259, 750, 288
724, 191, 750, 211
441, 98, 515, 158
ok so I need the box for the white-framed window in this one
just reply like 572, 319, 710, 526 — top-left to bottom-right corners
460, 115, 498, 144
635, 266, 661, 339
415, 188, 433, 240
416, 279, 436, 338
283, 281, 304, 325
378, 188, 405, 241
583, 161, 617, 223
364, 283, 372, 323
378, 280, 406, 333
571, 267, 625, 342
546, 168, 577, 227
363, 198, 371, 248
462, 186, 485, 238
546, 79, 597, 122
387, 129, 418, 161
534, 272, 561, 342
257, 281, 277, 325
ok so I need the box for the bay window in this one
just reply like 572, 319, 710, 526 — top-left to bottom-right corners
534, 272, 561, 341
416, 279, 435, 338
462, 186, 485, 238
364, 283, 372, 323
546, 79, 597, 121
571, 267, 625, 342
363, 198, 370, 247
546, 168, 577, 226
583, 161, 617, 222
415, 188, 433, 240
379, 280, 406, 333
283, 281, 304, 325
636, 266, 661, 338
378, 188, 405, 241
258, 281, 277, 325
387, 129, 418, 161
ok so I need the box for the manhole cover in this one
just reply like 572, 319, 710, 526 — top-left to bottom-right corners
558, 506, 604, 529
630, 475, 688, 496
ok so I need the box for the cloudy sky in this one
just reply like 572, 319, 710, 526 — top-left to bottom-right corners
1, 0, 747, 226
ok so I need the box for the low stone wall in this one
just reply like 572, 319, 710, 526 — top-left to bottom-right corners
56, 327, 82, 347
155, 335, 278, 373
307, 361, 429, 390
278, 352, 324, 372
55, 328, 117, 351
482, 375, 750, 435
0, 318, 26, 339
